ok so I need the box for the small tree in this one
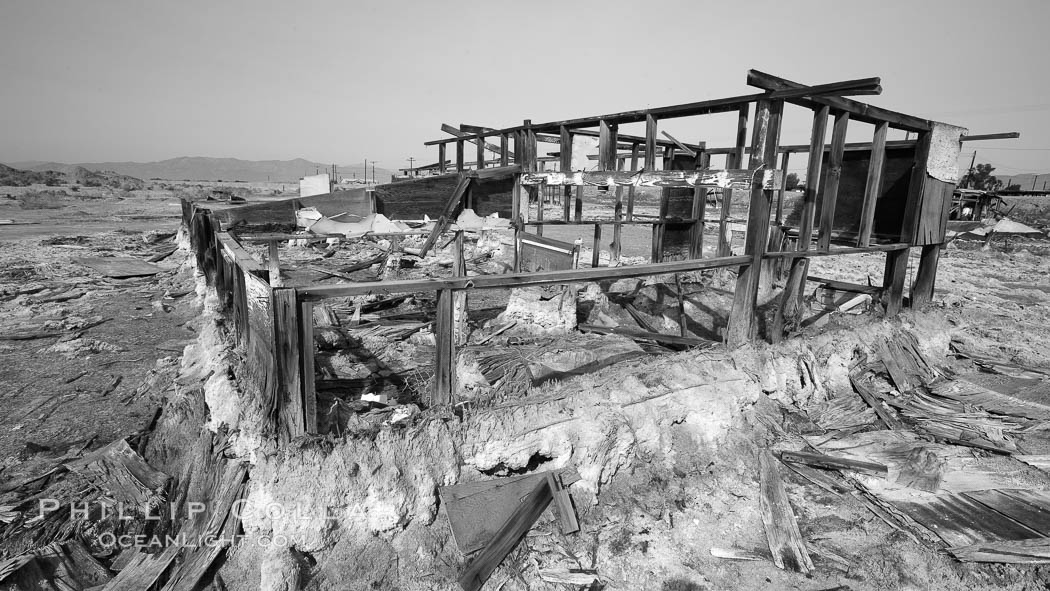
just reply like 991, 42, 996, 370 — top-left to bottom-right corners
785, 172, 800, 191
963, 163, 1000, 191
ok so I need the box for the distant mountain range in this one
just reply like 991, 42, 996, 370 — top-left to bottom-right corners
3, 157, 395, 183
999, 173, 1050, 191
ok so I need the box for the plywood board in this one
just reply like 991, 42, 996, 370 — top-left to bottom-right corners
75, 256, 163, 278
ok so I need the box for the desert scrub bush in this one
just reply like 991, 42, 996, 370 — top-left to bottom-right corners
19, 190, 70, 209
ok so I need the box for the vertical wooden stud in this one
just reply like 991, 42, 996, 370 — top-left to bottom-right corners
857, 121, 889, 247
816, 110, 850, 250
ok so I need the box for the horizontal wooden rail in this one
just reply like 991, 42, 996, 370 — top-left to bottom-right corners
746, 70, 933, 132
297, 255, 752, 300
762, 243, 909, 259
521, 169, 781, 190
425, 74, 885, 146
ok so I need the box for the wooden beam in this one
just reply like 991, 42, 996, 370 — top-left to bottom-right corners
418, 174, 474, 257
500, 133, 510, 166
578, 323, 715, 348
520, 169, 782, 190
746, 69, 932, 132
592, 224, 602, 267
960, 132, 1020, 142
816, 111, 850, 250
857, 121, 888, 247
298, 254, 752, 300
438, 143, 447, 174
456, 140, 464, 172
442, 124, 513, 159
661, 130, 696, 157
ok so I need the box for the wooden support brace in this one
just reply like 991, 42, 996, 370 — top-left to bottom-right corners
438, 144, 447, 174
456, 140, 465, 172
627, 144, 640, 221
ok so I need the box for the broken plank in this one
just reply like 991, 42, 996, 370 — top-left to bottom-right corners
949, 538, 1050, 563
759, 450, 814, 573
779, 450, 887, 476
547, 473, 580, 534
458, 477, 553, 591
964, 489, 1050, 537
74, 256, 163, 278
578, 323, 716, 348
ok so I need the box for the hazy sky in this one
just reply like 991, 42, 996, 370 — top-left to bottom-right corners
2, 0, 1048, 176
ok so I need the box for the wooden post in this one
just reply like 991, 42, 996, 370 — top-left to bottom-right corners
910, 244, 940, 307
272, 289, 305, 441
574, 186, 583, 224
775, 151, 790, 224
612, 154, 624, 265
456, 140, 464, 172
453, 231, 468, 344
267, 240, 283, 288
560, 125, 572, 222
857, 121, 889, 247
816, 110, 850, 250
644, 114, 658, 171
771, 106, 829, 342
690, 151, 710, 259
500, 133, 509, 167
434, 288, 456, 405
476, 133, 486, 169
718, 104, 750, 257
725, 99, 779, 347
626, 144, 640, 221
592, 224, 602, 267
886, 131, 932, 315
675, 273, 688, 337
599, 119, 618, 171
438, 143, 447, 174
299, 300, 317, 433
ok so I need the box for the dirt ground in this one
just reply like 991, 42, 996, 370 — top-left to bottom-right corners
3, 182, 1050, 590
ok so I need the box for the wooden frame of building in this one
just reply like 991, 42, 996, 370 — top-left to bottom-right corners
182, 70, 1007, 441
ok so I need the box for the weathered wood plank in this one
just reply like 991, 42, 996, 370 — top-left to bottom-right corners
434, 288, 455, 405
858, 121, 889, 246
458, 478, 553, 591
272, 289, 305, 441
760, 451, 814, 573
747, 69, 932, 132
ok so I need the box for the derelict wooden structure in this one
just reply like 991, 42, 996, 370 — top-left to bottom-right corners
182, 69, 1003, 441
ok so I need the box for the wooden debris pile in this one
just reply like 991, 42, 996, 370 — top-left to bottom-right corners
756, 329, 1050, 570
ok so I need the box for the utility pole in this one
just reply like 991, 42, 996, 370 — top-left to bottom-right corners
965, 150, 977, 189
1033, 174, 1039, 191
371, 161, 379, 184
407, 157, 416, 177
364, 158, 367, 184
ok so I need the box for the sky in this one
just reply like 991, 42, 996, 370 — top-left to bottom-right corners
2, 0, 1049, 177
